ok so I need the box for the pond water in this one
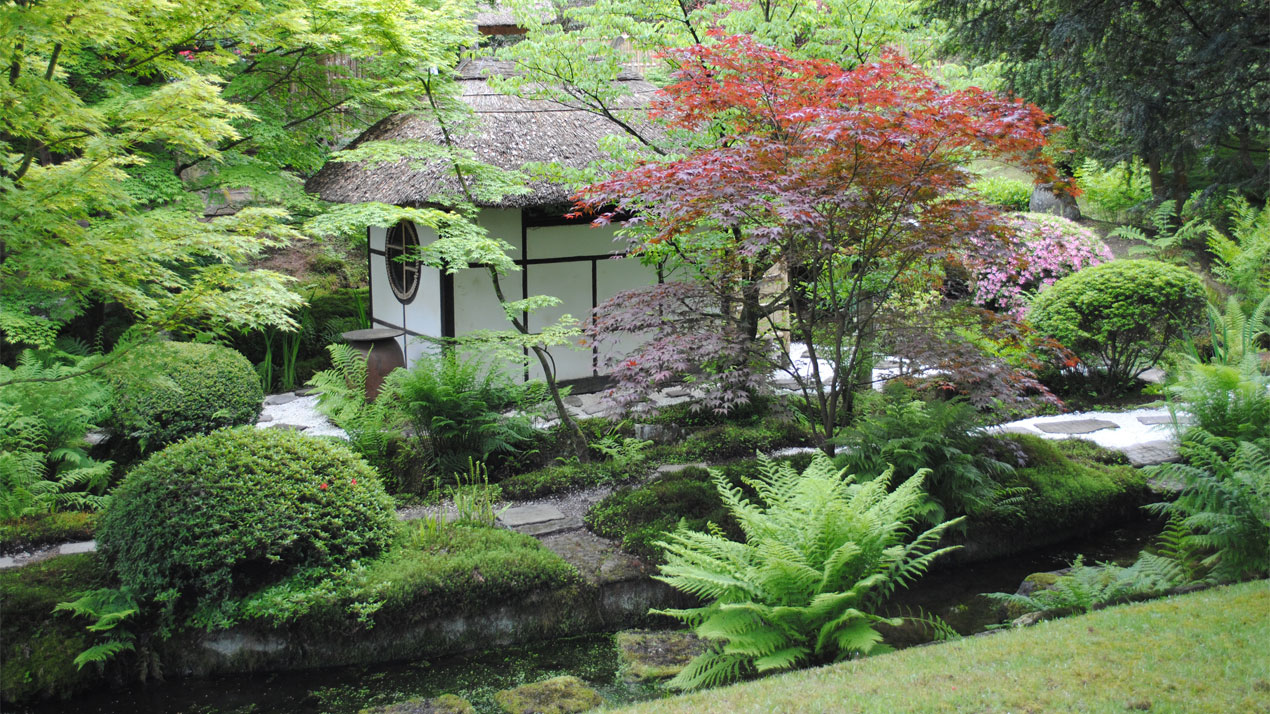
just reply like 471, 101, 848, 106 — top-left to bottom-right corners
15, 517, 1162, 714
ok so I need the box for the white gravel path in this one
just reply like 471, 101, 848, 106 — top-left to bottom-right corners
992, 406, 1184, 450
256, 393, 348, 439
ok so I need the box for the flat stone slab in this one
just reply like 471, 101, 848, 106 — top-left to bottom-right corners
58, 540, 97, 555
539, 530, 652, 585
515, 515, 585, 538
1123, 440, 1181, 467
664, 387, 691, 398
1034, 419, 1120, 435
498, 504, 566, 528
563, 395, 583, 407
616, 630, 708, 681
268, 423, 309, 432
1137, 415, 1192, 426
997, 425, 1038, 436
264, 392, 296, 406
655, 463, 708, 476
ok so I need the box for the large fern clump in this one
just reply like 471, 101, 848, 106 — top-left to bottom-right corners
1149, 432, 1270, 581
834, 389, 1017, 523
652, 454, 962, 690
0, 352, 114, 518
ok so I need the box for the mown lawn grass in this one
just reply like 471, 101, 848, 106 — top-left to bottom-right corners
612, 580, 1270, 714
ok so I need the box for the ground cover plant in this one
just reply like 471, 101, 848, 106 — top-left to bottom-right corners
651, 454, 963, 690
614, 580, 1270, 714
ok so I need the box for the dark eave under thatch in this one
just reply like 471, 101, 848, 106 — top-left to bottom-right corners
305, 58, 656, 210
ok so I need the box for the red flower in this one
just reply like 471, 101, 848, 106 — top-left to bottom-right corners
350, 478, 358, 486
319, 483, 329, 490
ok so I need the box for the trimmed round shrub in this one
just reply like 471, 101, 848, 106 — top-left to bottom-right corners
1028, 260, 1206, 392
97, 427, 397, 610
105, 341, 262, 449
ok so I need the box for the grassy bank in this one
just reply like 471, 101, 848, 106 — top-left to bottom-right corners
613, 579, 1270, 714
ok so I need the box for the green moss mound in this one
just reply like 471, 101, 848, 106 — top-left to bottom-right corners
239, 523, 581, 629
0, 512, 97, 554
104, 340, 263, 449
991, 434, 1148, 534
494, 675, 603, 714
0, 554, 111, 703
97, 427, 396, 613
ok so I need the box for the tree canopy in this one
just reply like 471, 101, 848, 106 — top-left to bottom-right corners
0, 0, 477, 350
575, 35, 1060, 445
924, 0, 1270, 202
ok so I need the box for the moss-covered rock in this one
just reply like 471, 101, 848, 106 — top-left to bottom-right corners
360, 693, 475, 714
493, 675, 603, 714
615, 630, 708, 681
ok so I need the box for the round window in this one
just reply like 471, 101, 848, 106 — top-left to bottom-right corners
385, 221, 421, 302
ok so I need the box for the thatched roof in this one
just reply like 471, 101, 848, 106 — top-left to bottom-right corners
305, 58, 657, 210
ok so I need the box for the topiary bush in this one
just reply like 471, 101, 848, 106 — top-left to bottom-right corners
104, 340, 262, 451
97, 427, 396, 619
1028, 260, 1206, 394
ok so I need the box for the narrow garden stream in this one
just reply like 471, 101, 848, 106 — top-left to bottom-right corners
13, 517, 1162, 714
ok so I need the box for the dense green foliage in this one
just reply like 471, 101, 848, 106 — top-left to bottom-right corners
1171, 362, 1270, 445
834, 389, 1016, 523
0, 353, 113, 518
1028, 260, 1207, 394
676, 418, 809, 463
384, 354, 541, 478
968, 175, 1032, 211
927, 0, 1268, 201
652, 455, 961, 690
103, 341, 262, 451
986, 552, 1192, 617
1150, 433, 1270, 582
1074, 159, 1151, 223
97, 427, 396, 623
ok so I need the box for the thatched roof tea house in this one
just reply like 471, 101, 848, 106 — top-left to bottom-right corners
306, 58, 659, 386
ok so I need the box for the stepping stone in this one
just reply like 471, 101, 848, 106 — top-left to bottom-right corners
1122, 440, 1181, 467
268, 423, 309, 432
655, 463, 708, 476
264, 392, 296, 405
997, 425, 1038, 435
257, 414, 274, 423
1034, 419, 1119, 435
58, 540, 96, 555
515, 515, 584, 538
498, 504, 566, 528
664, 387, 690, 398
563, 395, 583, 407
1139, 367, 1167, 384
616, 630, 708, 681
494, 676, 602, 714
1137, 415, 1192, 426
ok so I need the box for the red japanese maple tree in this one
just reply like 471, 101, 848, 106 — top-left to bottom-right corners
575, 34, 1064, 447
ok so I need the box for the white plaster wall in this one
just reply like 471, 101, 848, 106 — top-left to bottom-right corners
594, 256, 659, 371
526, 261, 594, 382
